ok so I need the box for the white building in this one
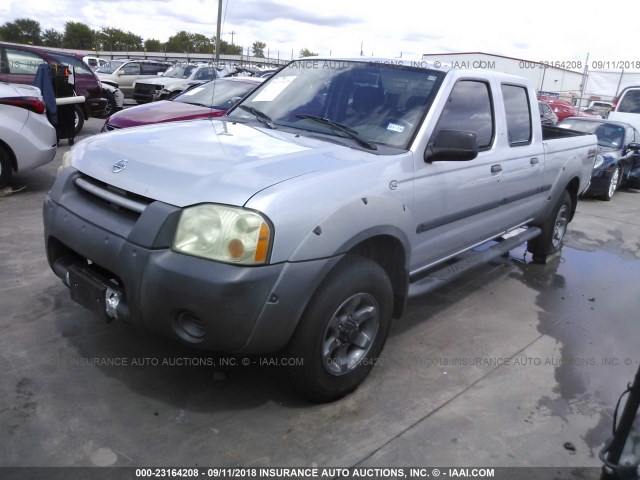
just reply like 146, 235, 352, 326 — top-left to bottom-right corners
421, 52, 584, 103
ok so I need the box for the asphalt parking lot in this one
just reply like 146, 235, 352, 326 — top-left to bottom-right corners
1, 117, 639, 475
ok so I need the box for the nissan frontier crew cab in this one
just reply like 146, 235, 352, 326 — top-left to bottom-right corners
44, 58, 597, 402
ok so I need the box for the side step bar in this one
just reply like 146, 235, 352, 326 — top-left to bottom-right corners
408, 227, 541, 298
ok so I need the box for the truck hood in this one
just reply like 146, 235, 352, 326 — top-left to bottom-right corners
136, 76, 188, 87
71, 120, 372, 207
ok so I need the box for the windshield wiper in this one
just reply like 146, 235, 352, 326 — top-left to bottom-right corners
239, 105, 276, 129
296, 115, 377, 150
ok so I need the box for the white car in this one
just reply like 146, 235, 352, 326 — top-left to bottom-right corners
609, 86, 640, 132
0, 82, 57, 188
82, 56, 108, 71
95, 60, 171, 96
132, 63, 218, 102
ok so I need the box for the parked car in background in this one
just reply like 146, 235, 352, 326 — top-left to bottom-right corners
95, 59, 171, 96
82, 56, 108, 71
579, 107, 603, 118
557, 117, 640, 200
103, 77, 263, 131
48, 52, 124, 130
538, 101, 558, 125
588, 100, 614, 117
0, 42, 106, 134
538, 96, 577, 121
0, 82, 56, 187
609, 86, 640, 133
133, 63, 218, 103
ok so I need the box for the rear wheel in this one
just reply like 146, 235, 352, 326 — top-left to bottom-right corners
528, 190, 572, 264
283, 255, 393, 402
602, 167, 620, 201
74, 105, 85, 135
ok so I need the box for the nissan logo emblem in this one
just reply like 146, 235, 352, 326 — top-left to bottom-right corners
112, 159, 128, 173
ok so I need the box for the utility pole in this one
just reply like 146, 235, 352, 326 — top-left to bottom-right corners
229, 31, 236, 45
214, 0, 223, 63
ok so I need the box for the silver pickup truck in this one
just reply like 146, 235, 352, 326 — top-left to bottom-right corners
44, 58, 596, 402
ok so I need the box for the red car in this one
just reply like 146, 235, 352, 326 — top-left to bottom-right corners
103, 77, 263, 131
537, 95, 600, 122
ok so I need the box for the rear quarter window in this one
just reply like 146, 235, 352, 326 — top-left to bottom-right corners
4, 49, 44, 75
502, 84, 532, 145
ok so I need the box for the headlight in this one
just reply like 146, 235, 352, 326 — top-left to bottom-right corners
173, 204, 272, 265
593, 154, 604, 169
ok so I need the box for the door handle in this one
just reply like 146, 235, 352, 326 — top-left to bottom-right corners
530, 157, 540, 165
491, 164, 502, 174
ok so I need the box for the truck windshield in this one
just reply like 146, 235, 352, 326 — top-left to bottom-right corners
227, 60, 444, 149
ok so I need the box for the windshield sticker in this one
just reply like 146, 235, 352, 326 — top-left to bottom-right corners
182, 87, 205, 96
386, 123, 405, 133
253, 76, 296, 102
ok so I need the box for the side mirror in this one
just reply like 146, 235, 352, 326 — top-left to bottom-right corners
116, 70, 123, 76
425, 129, 479, 162
627, 142, 640, 153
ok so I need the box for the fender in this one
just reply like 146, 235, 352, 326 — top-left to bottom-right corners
287, 194, 413, 263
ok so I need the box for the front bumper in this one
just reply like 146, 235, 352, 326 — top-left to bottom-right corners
585, 173, 612, 196
86, 97, 108, 117
133, 84, 162, 103
43, 169, 340, 353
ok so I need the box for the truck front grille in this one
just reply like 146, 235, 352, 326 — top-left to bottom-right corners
74, 174, 152, 217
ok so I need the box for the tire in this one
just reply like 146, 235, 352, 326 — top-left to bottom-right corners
0, 149, 12, 188
98, 90, 117, 119
602, 167, 620, 201
74, 105, 85, 135
528, 190, 572, 264
283, 255, 393, 402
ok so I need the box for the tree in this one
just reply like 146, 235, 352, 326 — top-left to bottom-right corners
0, 18, 41, 44
299, 48, 318, 57
252, 41, 266, 58
63, 21, 96, 49
42, 28, 63, 47
191, 33, 212, 54
213, 37, 241, 55
165, 31, 193, 53
144, 39, 163, 52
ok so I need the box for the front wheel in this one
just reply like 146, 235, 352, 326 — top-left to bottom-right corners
528, 190, 572, 264
283, 255, 393, 402
98, 90, 117, 119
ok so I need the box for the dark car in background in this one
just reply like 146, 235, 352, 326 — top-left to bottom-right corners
557, 117, 640, 200
0, 42, 106, 134
103, 76, 263, 131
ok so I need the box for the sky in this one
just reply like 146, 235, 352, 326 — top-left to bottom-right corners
1, 0, 637, 68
